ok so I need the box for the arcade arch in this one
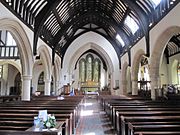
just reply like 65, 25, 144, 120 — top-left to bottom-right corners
0, 19, 33, 100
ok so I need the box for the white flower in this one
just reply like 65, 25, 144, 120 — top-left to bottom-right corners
51, 115, 55, 120
43, 114, 56, 128
46, 122, 51, 128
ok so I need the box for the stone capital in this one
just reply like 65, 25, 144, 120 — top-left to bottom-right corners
21, 75, 32, 81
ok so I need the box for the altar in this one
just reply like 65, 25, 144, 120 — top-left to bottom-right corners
81, 81, 100, 92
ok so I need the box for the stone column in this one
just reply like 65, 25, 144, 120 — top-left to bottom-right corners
55, 81, 60, 95
21, 75, 32, 101
44, 79, 51, 95
150, 74, 159, 100
132, 80, 138, 95
121, 80, 127, 95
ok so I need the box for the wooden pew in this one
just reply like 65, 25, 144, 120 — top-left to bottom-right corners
100, 95, 180, 135
120, 115, 180, 135
112, 106, 180, 130
0, 95, 20, 103
129, 123, 180, 135
0, 95, 84, 135
134, 131, 180, 135
0, 113, 71, 135
0, 130, 60, 135
0, 106, 77, 129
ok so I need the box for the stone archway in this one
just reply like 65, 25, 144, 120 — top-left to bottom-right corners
150, 26, 180, 99
66, 42, 116, 94
131, 49, 146, 95
38, 45, 52, 95
62, 32, 120, 95
0, 61, 21, 96
0, 18, 34, 100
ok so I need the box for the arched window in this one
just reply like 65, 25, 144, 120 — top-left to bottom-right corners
79, 59, 86, 82
38, 72, 44, 85
93, 58, 101, 82
178, 63, 180, 85
86, 54, 93, 81
79, 53, 101, 92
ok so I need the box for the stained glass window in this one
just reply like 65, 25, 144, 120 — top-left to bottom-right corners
79, 54, 101, 85
79, 59, 86, 82
38, 72, 44, 85
150, 0, 162, 8
93, 59, 100, 82
178, 63, 180, 84
0, 65, 3, 79
116, 34, 125, 47
86, 54, 93, 81
124, 15, 139, 34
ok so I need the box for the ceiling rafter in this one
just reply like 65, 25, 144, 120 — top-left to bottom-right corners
52, 11, 128, 48
2, 0, 179, 67
33, 0, 60, 55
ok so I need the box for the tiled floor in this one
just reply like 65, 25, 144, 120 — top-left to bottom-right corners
75, 96, 117, 135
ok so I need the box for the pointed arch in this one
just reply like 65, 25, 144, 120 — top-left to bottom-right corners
0, 18, 34, 76
131, 49, 146, 80
150, 26, 180, 76
38, 45, 52, 80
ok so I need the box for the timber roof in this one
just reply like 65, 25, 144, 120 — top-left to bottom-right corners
1, 0, 179, 65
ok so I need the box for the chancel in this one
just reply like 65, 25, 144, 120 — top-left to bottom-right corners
0, 0, 180, 135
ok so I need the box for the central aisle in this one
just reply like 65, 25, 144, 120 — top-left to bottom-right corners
75, 96, 117, 135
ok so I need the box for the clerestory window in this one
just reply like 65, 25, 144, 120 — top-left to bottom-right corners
150, 0, 162, 8
124, 15, 139, 34
116, 34, 125, 47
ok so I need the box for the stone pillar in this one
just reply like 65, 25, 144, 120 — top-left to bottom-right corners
150, 74, 159, 100
44, 79, 51, 95
132, 80, 138, 95
121, 80, 127, 95
21, 75, 32, 101
55, 81, 60, 95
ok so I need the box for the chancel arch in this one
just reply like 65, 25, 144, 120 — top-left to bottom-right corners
62, 32, 120, 94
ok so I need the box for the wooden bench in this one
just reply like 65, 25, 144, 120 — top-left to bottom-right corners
130, 124, 180, 135
120, 115, 180, 135
0, 95, 20, 103
134, 131, 180, 135
0, 95, 84, 135
100, 95, 180, 135
112, 106, 180, 130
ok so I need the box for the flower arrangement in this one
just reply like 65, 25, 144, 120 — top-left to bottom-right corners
43, 114, 56, 129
